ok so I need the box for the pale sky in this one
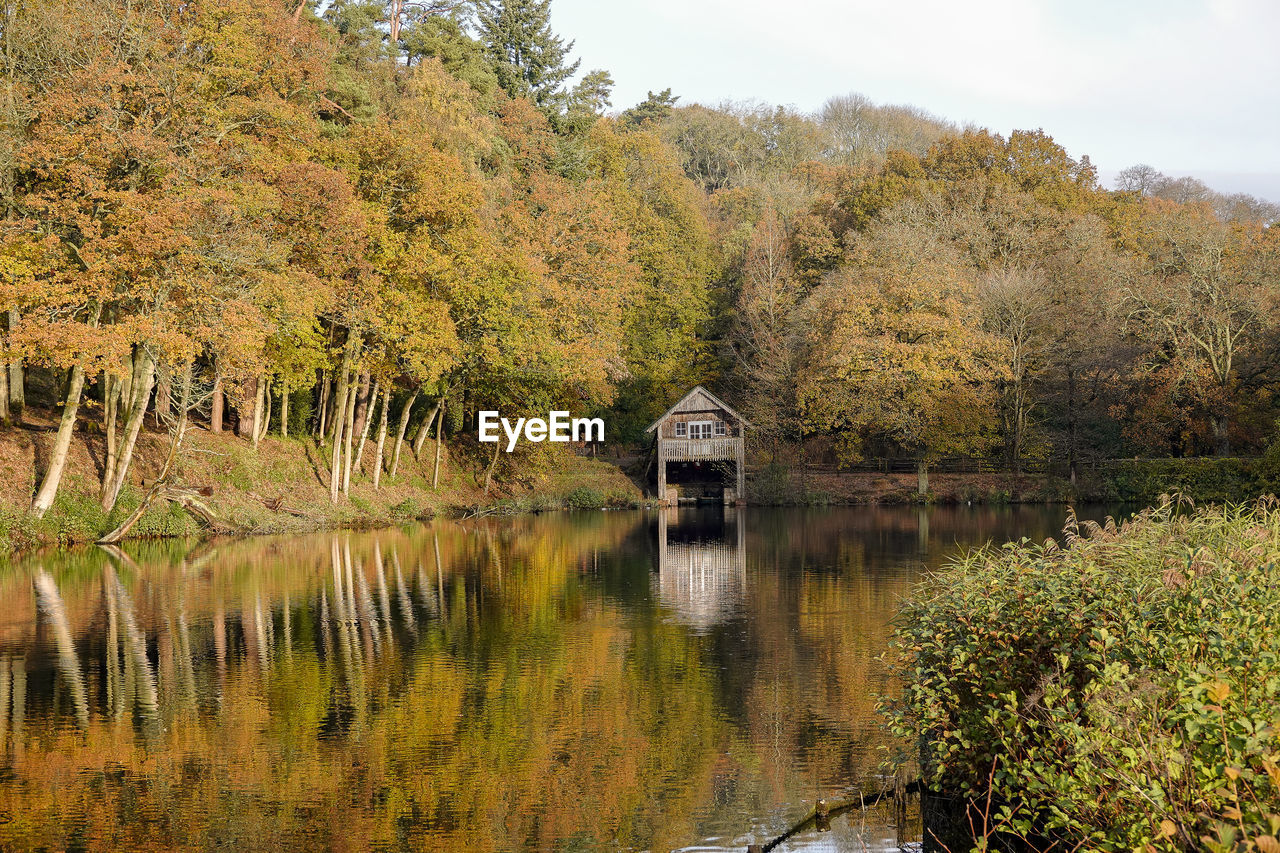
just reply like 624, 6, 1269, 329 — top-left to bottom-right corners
551, 0, 1280, 200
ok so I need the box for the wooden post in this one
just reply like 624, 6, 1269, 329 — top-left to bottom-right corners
736, 435, 745, 504
657, 436, 667, 505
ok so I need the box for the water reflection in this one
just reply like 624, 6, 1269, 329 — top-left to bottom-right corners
656, 508, 747, 632
0, 504, 1120, 852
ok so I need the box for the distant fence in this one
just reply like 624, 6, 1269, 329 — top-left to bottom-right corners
762, 456, 1266, 478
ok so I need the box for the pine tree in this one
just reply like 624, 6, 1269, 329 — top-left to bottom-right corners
474, 0, 579, 113
619, 88, 678, 129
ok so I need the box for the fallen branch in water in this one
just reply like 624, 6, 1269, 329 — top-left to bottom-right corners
756, 779, 923, 853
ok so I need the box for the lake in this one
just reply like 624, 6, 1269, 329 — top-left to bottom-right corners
0, 504, 1123, 852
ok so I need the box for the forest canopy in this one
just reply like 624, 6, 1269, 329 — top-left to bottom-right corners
0, 0, 1277, 514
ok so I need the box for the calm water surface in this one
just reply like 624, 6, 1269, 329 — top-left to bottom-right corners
0, 504, 1123, 852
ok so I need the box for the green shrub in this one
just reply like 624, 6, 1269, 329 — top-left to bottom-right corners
48, 489, 110, 544
563, 486, 605, 510
286, 388, 313, 438
0, 506, 40, 553
885, 498, 1280, 851
1098, 457, 1276, 504
389, 497, 425, 521
130, 500, 198, 538
746, 463, 792, 505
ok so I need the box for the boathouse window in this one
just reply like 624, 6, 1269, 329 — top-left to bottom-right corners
714, 421, 726, 437
674, 421, 686, 437
689, 421, 713, 440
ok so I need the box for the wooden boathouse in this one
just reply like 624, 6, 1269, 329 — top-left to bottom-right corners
646, 385, 749, 505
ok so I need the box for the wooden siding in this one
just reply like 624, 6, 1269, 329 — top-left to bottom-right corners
658, 413, 739, 440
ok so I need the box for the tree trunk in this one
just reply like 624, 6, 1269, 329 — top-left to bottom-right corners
0, 355, 8, 424
341, 372, 358, 496
7, 309, 22, 420
250, 374, 265, 449
103, 371, 119, 478
329, 341, 354, 504
260, 376, 273, 441
210, 370, 224, 433
1213, 414, 1230, 457
412, 398, 441, 458
432, 399, 445, 489
280, 384, 289, 439
351, 373, 371, 443
236, 374, 259, 441
353, 379, 379, 473
916, 458, 929, 497
389, 390, 418, 480
101, 346, 156, 512
372, 388, 389, 490
31, 362, 89, 518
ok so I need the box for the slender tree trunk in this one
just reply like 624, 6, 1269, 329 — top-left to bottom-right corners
103, 371, 119, 478
916, 458, 929, 497
353, 379, 379, 473
432, 399, 444, 489
412, 398, 441, 458
0, 356, 8, 424
388, 390, 418, 480
7, 309, 21, 421
372, 388, 389, 490
250, 374, 265, 449
0, 310, 10, 424
259, 376, 272, 441
210, 370, 224, 433
329, 343, 354, 504
341, 373, 358, 496
31, 364, 88, 518
280, 384, 289, 439
102, 346, 156, 512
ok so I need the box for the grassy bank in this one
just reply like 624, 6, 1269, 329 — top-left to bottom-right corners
0, 416, 642, 552
885, 498, 1280, 851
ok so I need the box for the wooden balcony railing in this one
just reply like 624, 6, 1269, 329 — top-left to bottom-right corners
659, 437, 740, 462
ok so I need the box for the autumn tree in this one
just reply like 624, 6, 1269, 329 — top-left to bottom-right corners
798, 218, 1002, 494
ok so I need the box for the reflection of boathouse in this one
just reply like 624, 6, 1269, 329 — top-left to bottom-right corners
646, 385, 750, 505
654, 508, 746, 632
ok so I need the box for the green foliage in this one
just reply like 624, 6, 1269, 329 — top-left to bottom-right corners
885, 499, 1280, 851
286, 387, 313, 438
562, 485, 605, 510
1097, 457, 1278, 504
47, 489, 110, 544
619, 88, 678, 129
475, 0, 579, 113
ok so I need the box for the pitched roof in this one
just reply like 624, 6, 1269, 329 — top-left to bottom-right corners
644, 385, 752, 433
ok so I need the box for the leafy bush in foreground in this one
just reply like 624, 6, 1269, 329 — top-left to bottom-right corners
885, 498, 1280, 852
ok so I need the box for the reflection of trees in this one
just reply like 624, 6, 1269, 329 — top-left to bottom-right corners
0, 513, 734, 852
